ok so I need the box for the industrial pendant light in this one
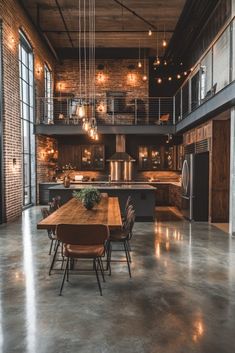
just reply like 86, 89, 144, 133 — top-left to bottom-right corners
138, 40, 142, 68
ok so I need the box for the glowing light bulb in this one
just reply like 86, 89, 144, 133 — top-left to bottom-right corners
157, 78, 162, 84
162, 39, 167, 47
138, 61, 142, 68
168, 77, 172, 81
142, 75, 147, 82
76, 104, 85, 118
184, 71, 188, 76
148, 29, 152, 36
163, 60, 167, 66
177, 74, 181, 79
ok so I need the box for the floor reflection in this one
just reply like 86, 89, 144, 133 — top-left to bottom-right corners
22, 212, 36, 353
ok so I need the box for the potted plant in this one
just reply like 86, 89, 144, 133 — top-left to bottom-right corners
73, 188, 101, 210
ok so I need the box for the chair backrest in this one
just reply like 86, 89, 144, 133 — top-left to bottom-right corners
56, 224, 110, 245
125, 196, 133, 213
124, 209, 135, 234
49, 196, 61, 213
41, 207, 50, 219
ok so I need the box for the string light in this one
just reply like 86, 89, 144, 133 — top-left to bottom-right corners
148, 29, 152, 36
177, 74, 181, 79
162, 39, 167, 47
168, 77, 172, 81
163, 60, 167, 66
157, 78, 162, 84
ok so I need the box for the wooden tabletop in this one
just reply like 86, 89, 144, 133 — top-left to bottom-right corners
37, 195, 122, 230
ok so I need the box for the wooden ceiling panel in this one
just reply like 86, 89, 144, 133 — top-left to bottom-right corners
20, 0, 186, 57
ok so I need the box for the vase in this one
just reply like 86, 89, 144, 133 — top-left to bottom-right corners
83, 200, 95, 210
63, 175, 70, 188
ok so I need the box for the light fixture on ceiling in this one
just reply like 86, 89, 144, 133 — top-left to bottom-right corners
58, 83, 64, 120
77, 0, 97, 139
153, 30, 160, 67
138, 40, 142, 68
162, 24, 167, 47
142, 49, 148, 82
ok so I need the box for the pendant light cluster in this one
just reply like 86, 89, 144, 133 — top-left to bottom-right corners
77, 0, 98, 140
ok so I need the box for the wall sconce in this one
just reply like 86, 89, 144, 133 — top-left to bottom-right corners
36, 65, 43, 76
127, 65, 137, 85
8, 36, 15, 50
96, 64, 106, 83
97, 72, 106, 83
57, 82, 66, 92
12, 158, 17, 172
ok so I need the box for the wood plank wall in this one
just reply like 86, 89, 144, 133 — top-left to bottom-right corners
211, 120, 230, 222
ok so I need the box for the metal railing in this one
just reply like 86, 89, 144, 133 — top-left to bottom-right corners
36, 97, 174, 126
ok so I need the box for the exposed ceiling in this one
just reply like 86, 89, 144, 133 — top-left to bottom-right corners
20, 0, 187, 59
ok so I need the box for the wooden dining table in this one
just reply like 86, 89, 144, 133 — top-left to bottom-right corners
37, 194, 122, 231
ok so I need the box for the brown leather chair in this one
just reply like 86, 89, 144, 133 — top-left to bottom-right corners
108, 209, 135, 278
56, 224, 110, 296
159, 113, 170, 125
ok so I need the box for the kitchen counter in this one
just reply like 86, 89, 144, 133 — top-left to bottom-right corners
49, 184, 156, 190
48, 183, 156, 221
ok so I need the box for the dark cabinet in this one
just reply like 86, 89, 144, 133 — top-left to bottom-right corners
81, 145, 105, 170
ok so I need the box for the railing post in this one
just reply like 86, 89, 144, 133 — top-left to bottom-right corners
173, 96, 175, 125
112, 98, 115, 125
134, 98, 137, 125
158, 98, 161, 124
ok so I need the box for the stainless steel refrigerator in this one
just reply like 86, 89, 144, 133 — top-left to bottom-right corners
181, 152, 209, 221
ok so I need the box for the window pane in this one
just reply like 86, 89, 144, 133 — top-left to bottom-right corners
23, 120, 30, 153
200, 49, 213, 100
24, 154, 30, 187
22, 81, 28, 103
21, 47, 28, 66
213, 27, 230, 92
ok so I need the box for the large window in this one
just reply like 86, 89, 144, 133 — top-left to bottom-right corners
213, 27, 230, 92
200, 49, 213, 100
44, 64, 53, 123
0, 23, 3, 223
19, 31, 35, 207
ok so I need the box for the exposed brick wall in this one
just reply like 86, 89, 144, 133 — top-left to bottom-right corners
55, 59, 148, 98
0, 0, 55, 222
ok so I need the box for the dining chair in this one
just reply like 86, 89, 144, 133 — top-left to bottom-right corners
122, 196, 133, 223
56, 224, 110, 296
41, 207, 57, 255
108, 209, 135, 278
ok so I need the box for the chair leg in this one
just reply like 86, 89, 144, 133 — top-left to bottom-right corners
108, 243, 112, 276
66, 258, 70, 282
49, 241, 60, 275
124, 241, 132, 278
98, 258, 105, 283
94, 258, 102, 296
49, 239, 54, 255
127, 241, 132, 263
59, 257, 69, 296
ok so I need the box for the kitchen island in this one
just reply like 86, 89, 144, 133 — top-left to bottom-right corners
49, 184, 156, 221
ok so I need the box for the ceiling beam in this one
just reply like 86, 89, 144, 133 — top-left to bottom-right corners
54, 0, 74, 47
42, 30, 174, 34
17, 0, 60, 63
112, 0, 158, 30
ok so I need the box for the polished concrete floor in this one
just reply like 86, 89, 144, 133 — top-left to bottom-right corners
0, 207, 235, 353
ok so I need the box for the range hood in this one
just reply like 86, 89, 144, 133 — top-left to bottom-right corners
107, 135, 135, 181
107, 152, 135, 162
107, 135, 135, 162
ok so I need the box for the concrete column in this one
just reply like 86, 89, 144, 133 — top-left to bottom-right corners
229, 107, 235, 235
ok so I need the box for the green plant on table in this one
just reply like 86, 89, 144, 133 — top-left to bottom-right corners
73, 188, 101, 210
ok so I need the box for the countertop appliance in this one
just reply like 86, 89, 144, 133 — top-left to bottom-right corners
181, 152, 209, 221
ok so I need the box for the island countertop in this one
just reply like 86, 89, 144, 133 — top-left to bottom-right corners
49, 184, 156, 191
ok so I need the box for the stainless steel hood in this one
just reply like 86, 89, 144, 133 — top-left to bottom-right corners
107, 152, 135, 162
107, 135, 135, 181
